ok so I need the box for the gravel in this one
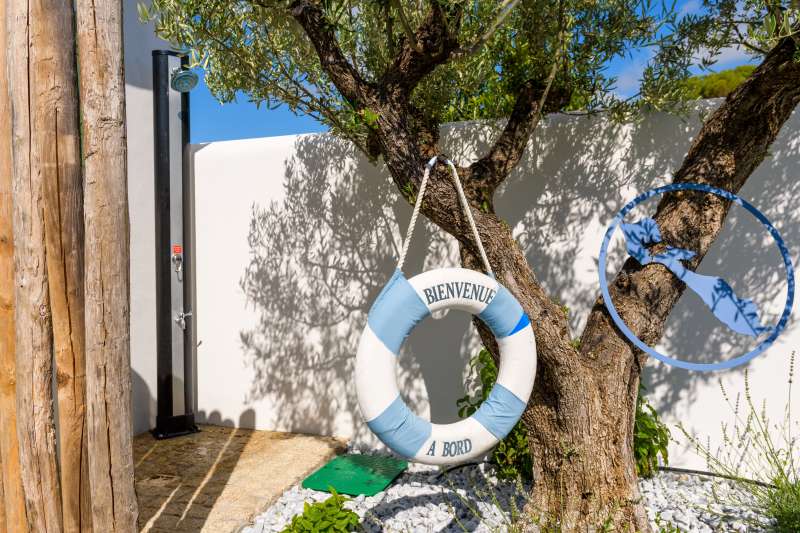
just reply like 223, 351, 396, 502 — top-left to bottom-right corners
640, 471, 773, 532
243, 453, 774, 532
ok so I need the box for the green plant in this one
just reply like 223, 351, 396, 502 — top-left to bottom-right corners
457, 349, 533, 481
654, 512, 684, 532
281, 488, 360, 533
680, 352, 800, 532
441, 470, 527, 532
683, 65, 757, 99
634, 385, 670, 478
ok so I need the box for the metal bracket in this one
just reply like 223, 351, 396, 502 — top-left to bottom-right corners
172, 252, 183, 282
175, 310, 193, 330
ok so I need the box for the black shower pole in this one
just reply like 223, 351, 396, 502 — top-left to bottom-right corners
151, 49, 198, 439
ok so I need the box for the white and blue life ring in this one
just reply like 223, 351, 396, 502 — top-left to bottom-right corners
356, 267, 537, 465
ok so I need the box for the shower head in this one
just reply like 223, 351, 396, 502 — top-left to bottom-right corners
170, 68, 198, 93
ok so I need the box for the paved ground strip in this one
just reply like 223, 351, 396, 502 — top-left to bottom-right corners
134, 424, 345, 532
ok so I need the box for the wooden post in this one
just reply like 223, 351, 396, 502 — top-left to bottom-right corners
0, 448, 5, 530
8, 0, 91, 533
24, 0, 91, 529
75, 1, 139, 531
0, 2, 28, 531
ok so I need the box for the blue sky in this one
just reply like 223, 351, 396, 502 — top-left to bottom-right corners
190, 71, 326, 143
190, 0, 754, 144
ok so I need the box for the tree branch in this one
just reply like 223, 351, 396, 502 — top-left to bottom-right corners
390, 0, 423, 53
379, 3, 463, 99
579, 28, 800, 370
260, 30, 371, 153
469, 22, 569, 193
731, 24, 770, 55
451, 0, 521, 59
384, 2, 397, 57
288, 0, 374, 107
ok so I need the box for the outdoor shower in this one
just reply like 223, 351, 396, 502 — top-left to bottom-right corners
151, 50, 199, 439
170, 67, 199, 93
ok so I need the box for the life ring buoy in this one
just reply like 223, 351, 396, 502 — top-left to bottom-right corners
356, 267, 536, 465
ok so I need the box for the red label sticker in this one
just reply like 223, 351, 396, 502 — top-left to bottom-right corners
172, 244, 183, 255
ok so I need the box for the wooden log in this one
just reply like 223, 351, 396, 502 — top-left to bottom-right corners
0, 2, 29, 531
0, 447, 5, 531
75, 1, 139, 531
6, 0, 92, 530
28, 0, 91, 529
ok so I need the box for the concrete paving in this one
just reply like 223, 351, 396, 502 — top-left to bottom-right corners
134, 424, 346, 532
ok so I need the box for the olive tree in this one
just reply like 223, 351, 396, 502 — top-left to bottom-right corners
144, 0, 800, 529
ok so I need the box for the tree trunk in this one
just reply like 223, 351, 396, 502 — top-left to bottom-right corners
372, 32, 800, 532
0, 1, 28, 530
7, 0, 66, 530
75, 1, 139, 531
519, 33, 800, 530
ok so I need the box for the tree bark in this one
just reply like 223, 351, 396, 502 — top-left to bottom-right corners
0, 449, 5, 531
29, 1, 91, 529
75, 1, 139, 531
289, 3, 800, 529
0, 1, 28, 530
7, 0, 66, 530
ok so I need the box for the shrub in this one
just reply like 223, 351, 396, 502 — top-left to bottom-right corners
680, 352, 800, 532
281, 488, 360, 533
683, 65, 756, 99
634, 385, 671, 478
457, 349, 533, 481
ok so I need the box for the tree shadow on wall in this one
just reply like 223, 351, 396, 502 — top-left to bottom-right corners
617, 107, 800, 413
239, 102, 799, 447
238, 134, 482, 447
461, 104, 799, 414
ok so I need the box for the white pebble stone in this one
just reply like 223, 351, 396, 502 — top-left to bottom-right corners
240, 455, 771, 532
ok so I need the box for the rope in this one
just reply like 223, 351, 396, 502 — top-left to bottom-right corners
397, 156, 493, 276
656, 466, 776, 489
397, 156, 436, 271
445, 159, 493, 276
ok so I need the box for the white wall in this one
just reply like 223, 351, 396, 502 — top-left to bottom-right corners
187, 104, 800, 469
124, 1, 168, 435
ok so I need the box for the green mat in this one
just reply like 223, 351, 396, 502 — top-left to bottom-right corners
302, 454, 408, 496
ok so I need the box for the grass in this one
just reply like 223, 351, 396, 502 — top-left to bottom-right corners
680, 352, 800, 531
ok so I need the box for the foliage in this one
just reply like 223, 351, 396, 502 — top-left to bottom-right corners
683, 65, 757, 99
138, 0, 739, 153
280, 488, 361, 533
634, 385, 671, 478
142, 1, 800, 148
457, 349, 533, 481
680, 352, 800, 532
